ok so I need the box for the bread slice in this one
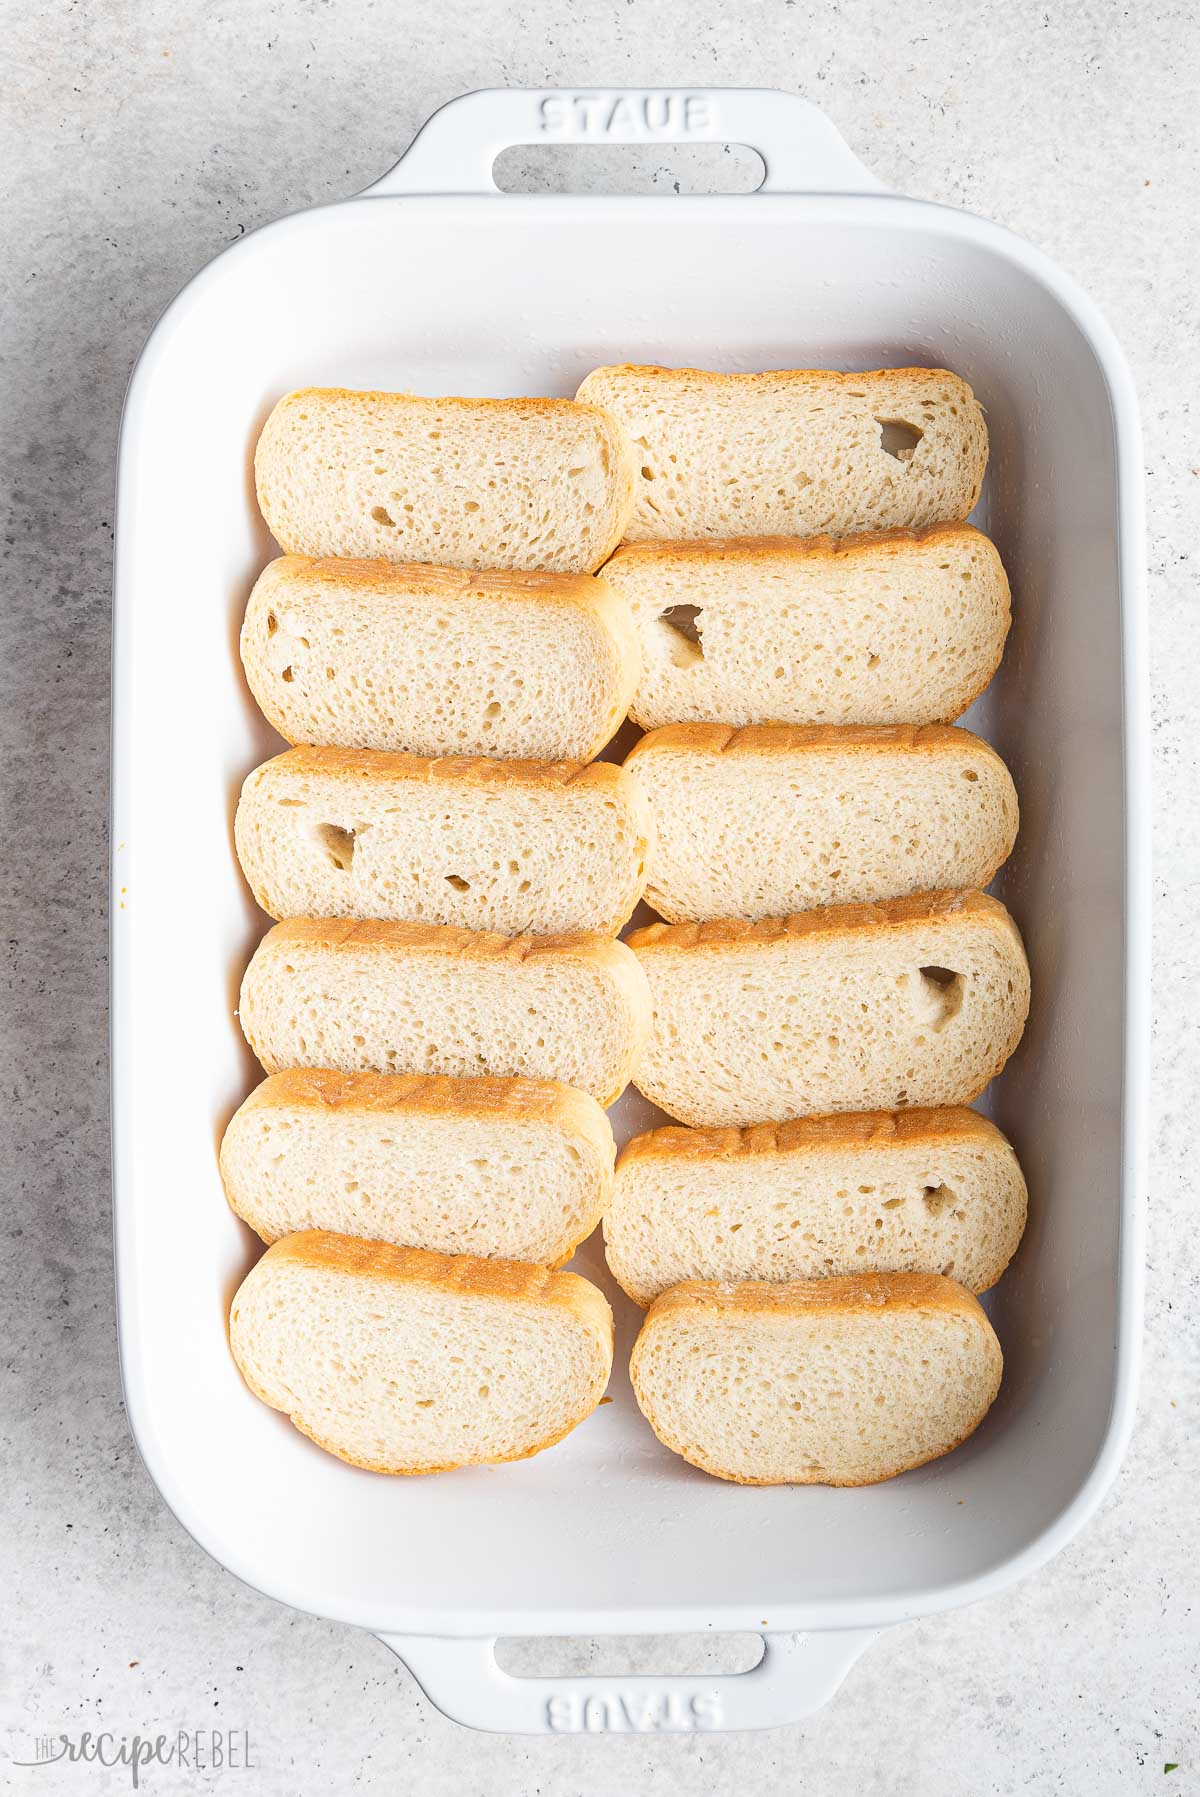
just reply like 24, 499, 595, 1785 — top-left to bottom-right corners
255, 388, 636, 574
625, 723, 1018, 921
221, 1070, 616, 1265
230, 1233, 614, 1474
234, 746, 651, 937
240, 556, 642, 762
629, 1271, 1002, 1485
575, 366, 988, 541
606, 1107, 1026, 1304
600, 526, 1010, 731
239, 918, 652, 1107
628, 891, 1030, 1127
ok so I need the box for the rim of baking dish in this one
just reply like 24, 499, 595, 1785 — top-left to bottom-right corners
111, 189, 1149, 1638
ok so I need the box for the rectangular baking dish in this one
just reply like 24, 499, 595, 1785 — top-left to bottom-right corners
112, 87, 1148, 1733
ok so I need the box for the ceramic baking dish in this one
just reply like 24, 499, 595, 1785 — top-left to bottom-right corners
112, 88, 1148, 1733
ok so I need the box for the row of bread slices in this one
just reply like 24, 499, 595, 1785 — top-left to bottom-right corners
225, 1090, 1015, 1486
230, 1243, 1002, 1489
228, 363, 1019, 1486
233, 897, 1027, 1136
242, 525, 1009, 761
233, 724, 1017, 940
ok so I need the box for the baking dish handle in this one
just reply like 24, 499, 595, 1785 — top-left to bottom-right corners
377, 1627, 883, 1733
362, 88, 886, 198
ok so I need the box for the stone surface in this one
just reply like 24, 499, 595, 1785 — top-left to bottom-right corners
1, 1, 1197, 1791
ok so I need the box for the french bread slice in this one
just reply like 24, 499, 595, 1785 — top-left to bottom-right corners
240, 556, 641, 762
239, 918, 652, 1107
628, 891, 1030, 1127
601, 526, 1010, 731
234, 746, 651, 937
221, 1070, 616, 1265
255, 388, 636, 574
629, 1272, 1002, 1485
624, 723, 1018, 920
606, 1107, 1027, 1305
575, 365, 988, 541
230, 1233, 614, 1474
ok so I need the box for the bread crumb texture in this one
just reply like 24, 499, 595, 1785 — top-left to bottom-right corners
255, 389, 636, 574
601, 524, 1010, 731
625, 723, 1017, 919
238, 918, 652, 1107
234, 746, 651, 938
629, 1271, 1002, 1484
629, 891, 1030, 1126
240, 557, 641, 761
606, 1105, 1026, 1303
221, 1069, 615, 1266
576, 366, 988, 542
229, 1233, 614, 1474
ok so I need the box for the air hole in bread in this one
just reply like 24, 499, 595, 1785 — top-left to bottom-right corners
914, 966, 964, 1031
281, 666, 294, 683
315, 823, 355, 871
657, 604, 704, 668
371, 505, 396, 527
921, 1184, 957, 1215
963, 768, 980, 781
445, 873, 471, 892
266, 611, 278, 635
875, 418, 924, 463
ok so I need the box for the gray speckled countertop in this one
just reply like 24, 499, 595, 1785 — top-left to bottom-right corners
2, 3, 1197, 1791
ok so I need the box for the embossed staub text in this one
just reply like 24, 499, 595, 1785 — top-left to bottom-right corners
538, 93, 717, 139
544, 1689, 724, 1732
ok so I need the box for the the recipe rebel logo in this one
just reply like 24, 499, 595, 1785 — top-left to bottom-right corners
7, 1728, 257, 1788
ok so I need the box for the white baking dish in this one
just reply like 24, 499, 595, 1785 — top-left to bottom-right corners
112, 88, 1148, 1733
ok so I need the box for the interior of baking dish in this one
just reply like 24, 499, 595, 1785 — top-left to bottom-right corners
113, 190, 1140, 1635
